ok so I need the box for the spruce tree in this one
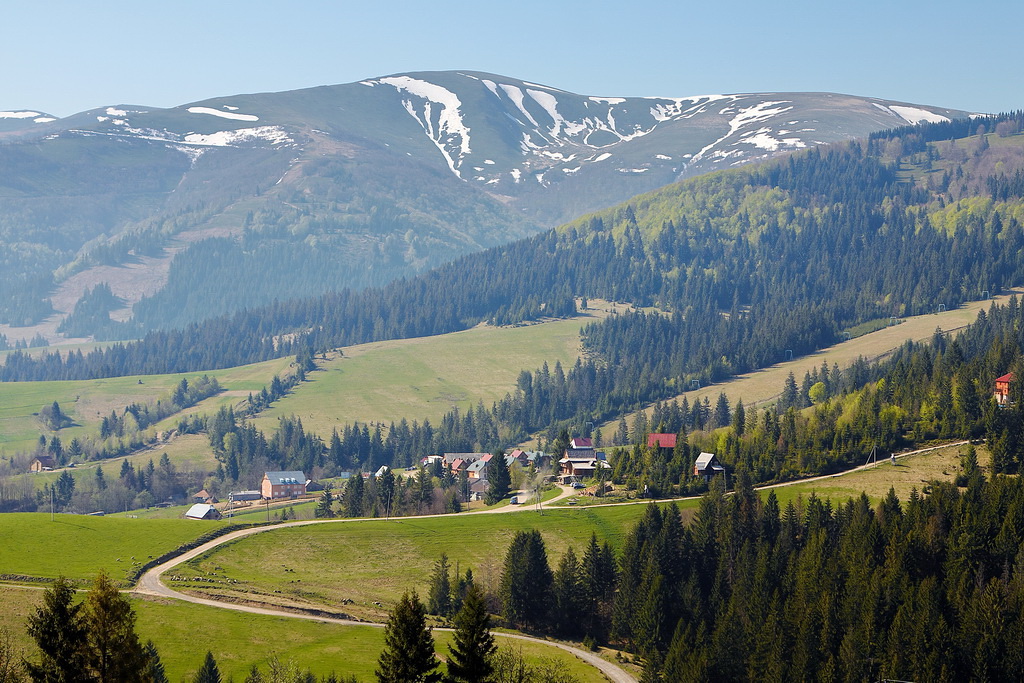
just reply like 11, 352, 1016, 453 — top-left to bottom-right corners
485, 454, 510, 505
500, 530, 553, 630
84, 571, 148, 682
446, 584, 496, 683
427, 554, 452, 618
24, 576, 89, 682
144, 641, 168, 683
375, 592, 441, 683
343, 472, 364, 517
193, 651, 221, 683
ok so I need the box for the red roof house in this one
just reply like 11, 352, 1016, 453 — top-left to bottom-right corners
995, 372, 1015, 405
647, 433, 678, 449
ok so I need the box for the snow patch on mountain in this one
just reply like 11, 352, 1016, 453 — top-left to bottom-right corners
0, 111, 41, 118
692, 101, 795, 163
738, 129, 807, 151
34, 117, 56, 123
498, 83, 539, 127
591, 97, 626, 105
183, 126, 292, 147
371, 75, 472, 177
187, 107, 260, 122
106, 107, 128, 117
528, 89, 572, 138
890, 105, 950, 125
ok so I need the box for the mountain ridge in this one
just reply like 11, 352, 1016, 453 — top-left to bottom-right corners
0, 71, 974, 341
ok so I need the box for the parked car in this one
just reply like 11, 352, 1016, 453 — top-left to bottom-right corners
510, 496, 519, 504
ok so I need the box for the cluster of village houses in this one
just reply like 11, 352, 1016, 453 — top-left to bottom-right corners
182, 435, 727, 520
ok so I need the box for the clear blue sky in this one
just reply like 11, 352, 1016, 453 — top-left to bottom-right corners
3, 0, 1021, 117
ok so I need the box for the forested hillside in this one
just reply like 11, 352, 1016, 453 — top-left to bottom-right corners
5, 112, 1023, 386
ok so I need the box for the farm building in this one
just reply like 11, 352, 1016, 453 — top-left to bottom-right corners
694, 452, 725, 482
185, 503, 222, 520
29, 456, 56, 473
261, 471, 307, 499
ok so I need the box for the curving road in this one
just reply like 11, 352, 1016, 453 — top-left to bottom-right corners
133, 443, 966, 682
134, 487, 636, 682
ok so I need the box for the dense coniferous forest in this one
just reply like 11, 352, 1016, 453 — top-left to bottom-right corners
611, 474, 1024, 682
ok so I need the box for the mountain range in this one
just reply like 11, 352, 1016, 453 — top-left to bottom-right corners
0, 71, 971, 339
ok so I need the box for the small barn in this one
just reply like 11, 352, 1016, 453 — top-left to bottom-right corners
185, 503, 222, 520
30, 455, 56, 473
694, 452, 725, 482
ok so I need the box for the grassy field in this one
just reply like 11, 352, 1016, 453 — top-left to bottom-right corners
597, 290, 1021, 437
247, 316, 588, 439
0, 513, 219, 584
19, 433, 220, 496
171, 504, 659, 621
769, 442, 988, 507
0, 586, 608, 682
0, 355, 293, 457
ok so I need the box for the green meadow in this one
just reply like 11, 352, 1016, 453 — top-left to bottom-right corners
249, 316, 587, 438
0, 586, 608, 682
0, 355, 293, 457
768, 442, 986, 507
171, 504, 661, 621
0, 513, 219, 583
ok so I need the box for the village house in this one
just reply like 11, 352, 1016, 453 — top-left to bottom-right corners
466, 455, 491, 480
261, 471, 307, 499
995, 372, 1014, 405
192, 489, 217, 505
29, 455, 56, 473
694, 452, 725, 482
559, 436, 609, 481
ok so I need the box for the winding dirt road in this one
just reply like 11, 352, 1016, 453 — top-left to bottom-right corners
134, 486, 636, 682
134, 443, 967, 682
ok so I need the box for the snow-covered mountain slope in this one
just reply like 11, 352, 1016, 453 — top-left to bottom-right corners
0, 71, 973, 338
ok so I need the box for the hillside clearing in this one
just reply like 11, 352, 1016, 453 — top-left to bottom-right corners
596, 290, 1021, 438
247, 313, 595, 437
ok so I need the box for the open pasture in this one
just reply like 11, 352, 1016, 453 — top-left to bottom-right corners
0, 586, 608, 682
248, 315, 588, 438
171, 504, 657, 621
0, 513, 218, 584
